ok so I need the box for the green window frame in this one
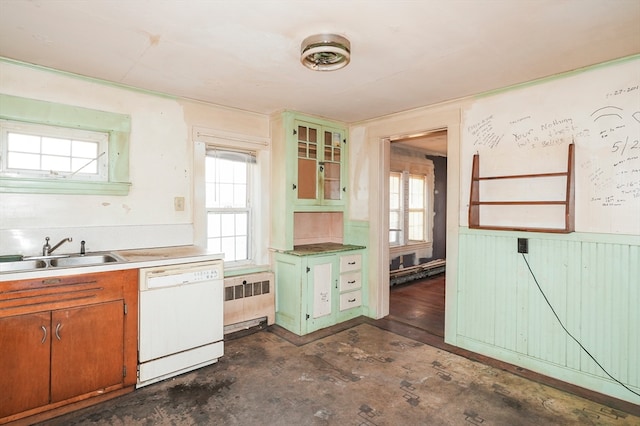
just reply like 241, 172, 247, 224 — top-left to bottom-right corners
0, 94, 131, 195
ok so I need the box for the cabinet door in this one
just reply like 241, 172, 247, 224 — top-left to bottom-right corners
296, 122, 319, 200
294, 120, 346, 206
50, 300, 124, 402
307, 256, 337, 333
321, 127, 344, 202
0, 312, 51, 418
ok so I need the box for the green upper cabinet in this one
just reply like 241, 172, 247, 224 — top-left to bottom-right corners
270, 111, 349, 250
294, 120, 346, 207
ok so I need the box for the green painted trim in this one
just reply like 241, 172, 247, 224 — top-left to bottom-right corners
0, 94, 132, 194
0, 177, 131, 195
0, 57, 179, 101
0, 93, 130, 131
281, 110, 347, 129
475, 54, 640, 99
459, 226, 640, 244
224, 265, 272, 278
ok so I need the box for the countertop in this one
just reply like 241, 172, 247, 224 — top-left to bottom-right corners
283, 242, 366, 256
0, 245, 224, 281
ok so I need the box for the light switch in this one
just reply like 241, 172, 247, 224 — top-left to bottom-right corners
174, 197, 185, 211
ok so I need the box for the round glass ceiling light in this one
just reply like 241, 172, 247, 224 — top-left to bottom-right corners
300, 34, 351, 71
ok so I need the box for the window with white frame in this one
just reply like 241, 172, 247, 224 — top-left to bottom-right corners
389, 171, 431, 245
205, 148, 255, 263
0, 120, 108, 181
389, 171, 403, 245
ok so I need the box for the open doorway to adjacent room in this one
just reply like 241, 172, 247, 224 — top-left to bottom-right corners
387, 129, 447, 339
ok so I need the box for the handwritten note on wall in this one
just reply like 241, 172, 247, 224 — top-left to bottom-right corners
461, 58, 640, 235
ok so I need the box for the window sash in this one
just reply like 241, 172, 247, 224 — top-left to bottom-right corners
390, 171, 430, 245
1, 120, 109, 181
205, 147, 254, 264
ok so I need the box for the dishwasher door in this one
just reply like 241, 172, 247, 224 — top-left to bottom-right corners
138, 260, 223, 387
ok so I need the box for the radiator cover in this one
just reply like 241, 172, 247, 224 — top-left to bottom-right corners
223, 272, 275, 333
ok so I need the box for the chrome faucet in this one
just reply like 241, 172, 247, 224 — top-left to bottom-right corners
43, 236, 73, 256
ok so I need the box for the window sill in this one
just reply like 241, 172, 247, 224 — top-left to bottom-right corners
390, 241, 433, 257
0, 177, 131, 196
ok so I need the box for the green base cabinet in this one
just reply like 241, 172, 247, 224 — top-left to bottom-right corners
274, 250, 363, 335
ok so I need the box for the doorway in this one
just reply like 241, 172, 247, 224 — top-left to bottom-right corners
387, 130, 447, 339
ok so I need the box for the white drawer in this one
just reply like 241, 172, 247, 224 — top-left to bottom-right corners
339, 271, 361, 292
339, 254, 362, 273
339, 290, 362, 311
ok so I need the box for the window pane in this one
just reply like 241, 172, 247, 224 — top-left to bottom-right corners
42, 137, 71, 156
235, 236, 247, 260
7, 152, 40, 170
72, 140, 98, 158
221, 236, 236, 262
409, 176, 424, 208
233, 183, 247, 208
42, 155, 71, 172
389, 173, 401, 209
235, 212, 247, 235
408, 211, 424, 241
8, 133, 40, 153
218, 183, 235, 207
220, 214, 235, 237
233, 162, 247, 184
72, 157, 97, 174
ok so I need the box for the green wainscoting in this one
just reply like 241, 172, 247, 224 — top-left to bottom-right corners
457, 228, 640, 404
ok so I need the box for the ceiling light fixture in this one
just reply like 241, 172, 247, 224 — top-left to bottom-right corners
300, 34, 351, 71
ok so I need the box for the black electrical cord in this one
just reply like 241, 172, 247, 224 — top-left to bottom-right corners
520, 253, 640, 398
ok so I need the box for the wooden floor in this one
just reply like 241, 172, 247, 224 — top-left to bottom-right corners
388, 273, 445, 338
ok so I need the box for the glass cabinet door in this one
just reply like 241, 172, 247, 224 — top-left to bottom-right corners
296, 123, 318, 200
322, 129, 342, 201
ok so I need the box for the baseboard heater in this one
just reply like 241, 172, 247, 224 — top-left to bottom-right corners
390, 259, 446, 286
223, 271, 275, 334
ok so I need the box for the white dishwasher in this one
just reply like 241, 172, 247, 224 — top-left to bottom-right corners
138, 260, 224, 388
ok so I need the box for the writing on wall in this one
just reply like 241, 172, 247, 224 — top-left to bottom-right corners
461, 58, 640, 234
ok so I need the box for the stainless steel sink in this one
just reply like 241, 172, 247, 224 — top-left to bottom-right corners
50, 254, 121, 268
0, 252, 125, 273
0, 259, 47, 273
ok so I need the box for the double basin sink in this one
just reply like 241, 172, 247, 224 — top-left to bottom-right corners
0, 252, 125, 273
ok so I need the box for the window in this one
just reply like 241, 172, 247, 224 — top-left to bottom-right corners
205, 149, 255, 263
389, 171, 430, 245
0, 94, 131, 195
1, 120, 108, 181
389, 172, 402, 244
408, 174, 426, 241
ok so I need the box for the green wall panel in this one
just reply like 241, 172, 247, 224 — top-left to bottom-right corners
457, 228, 640, 404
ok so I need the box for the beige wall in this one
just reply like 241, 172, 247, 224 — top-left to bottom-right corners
0, 60, 270, 255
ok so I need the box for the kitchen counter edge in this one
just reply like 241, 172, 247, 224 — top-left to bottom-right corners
0, 245, 224, 281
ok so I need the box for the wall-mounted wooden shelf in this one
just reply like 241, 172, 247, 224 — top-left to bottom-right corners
469, 143, 575, 233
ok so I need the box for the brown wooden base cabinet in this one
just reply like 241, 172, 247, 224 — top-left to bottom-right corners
0, 269, 138, 424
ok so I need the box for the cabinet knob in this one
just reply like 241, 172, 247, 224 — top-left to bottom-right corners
292, 184, 297, 190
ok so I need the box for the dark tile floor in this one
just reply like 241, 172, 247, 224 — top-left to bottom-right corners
39, 320, 639, 426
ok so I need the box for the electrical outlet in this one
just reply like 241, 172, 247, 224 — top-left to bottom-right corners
517, 238, 528, 254
174, 196, 185, 211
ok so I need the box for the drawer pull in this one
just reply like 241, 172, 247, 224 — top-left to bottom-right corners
40, 326, 47, 344
348, 261, 356, 265
348, 280, 356, 284
348, 298, 356, 303
55, 323, 62, 341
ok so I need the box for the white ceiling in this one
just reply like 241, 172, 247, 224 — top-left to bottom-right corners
0, 0, 639, 124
